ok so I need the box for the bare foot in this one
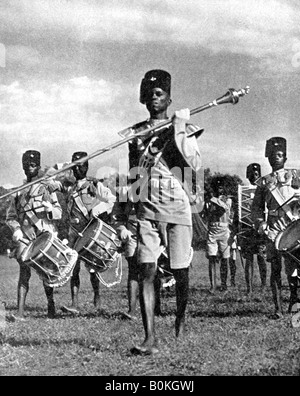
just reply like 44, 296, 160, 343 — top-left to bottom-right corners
270, 311, 284, 320
123, 312, 138, 321
131, 339, 159, 355
175, 317, 186, 338
8, 313, 27, 322
61, 306, 80, 315
292, 312, 300, 328
47, 310, 56, 319
93, 295, 101, 310
48, 303, 56, 319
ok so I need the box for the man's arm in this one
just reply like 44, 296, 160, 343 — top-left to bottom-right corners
6, 196, 21, 233
210, 196, 231, 212
111, 193, 135, 241
47, 192, 63, 220
6, 196, 25, 242
92, 182, 116, 217
173, 109, 202, 172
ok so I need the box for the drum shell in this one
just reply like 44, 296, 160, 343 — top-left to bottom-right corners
21, 232, 77, 287
275, 219, 300, 254
74, 220, 122, 273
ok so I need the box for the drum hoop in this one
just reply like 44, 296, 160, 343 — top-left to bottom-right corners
84, 220, 103, 251
275, 221, 300, 252
52, 236, 67, 249
75, 219, 119, 252
93, 220, 119, 240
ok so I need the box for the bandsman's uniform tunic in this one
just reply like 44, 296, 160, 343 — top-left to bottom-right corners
122, 118, 202, 269
6, 179, 62, 261
251, 168, 300, 282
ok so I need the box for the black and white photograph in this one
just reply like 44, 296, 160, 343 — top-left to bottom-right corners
0, 0, 300, 378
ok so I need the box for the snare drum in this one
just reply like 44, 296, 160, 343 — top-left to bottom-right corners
74, 219, 122, 274
274, 219, 300, 253
21, 232, 78, 288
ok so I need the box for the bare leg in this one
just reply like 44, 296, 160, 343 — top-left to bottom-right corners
70, 261, 80, 309
127, 256, 139, 318
62, 261, 81, 314
220, 258, 228, 291
270, 257, 283, 318
208, 256, 217, 293
134, 262, 158, 354
257, 254, 267, 290
16, 263, 31, 319
173, 268, 189, 338
285, 257, 298, 313
154, 273, 162, 316
90, 272, 100, 309
245, 256, 254, 295
229, 258, 236, 287
43, 283, 55, 319
155, 253, 172, 316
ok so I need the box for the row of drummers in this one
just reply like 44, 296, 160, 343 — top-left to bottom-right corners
5, 150, 133, 318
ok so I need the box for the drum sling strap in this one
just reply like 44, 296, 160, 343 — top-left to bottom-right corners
71, 181, 91, 219
69, 180, 100, 239
19, 185, 47, 238
136, 133, 206, 234
269, 185, 295, 222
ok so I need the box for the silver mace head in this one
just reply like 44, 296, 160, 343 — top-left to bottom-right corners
214, 86, 250, 107
231, 86, 250, 104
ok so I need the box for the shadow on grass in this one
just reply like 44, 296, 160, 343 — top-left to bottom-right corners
5, 308, 130, 321
4, 304, 47, 313
189, 307, 270, 318
3, 336, 103, 351
58, 309, 137, 320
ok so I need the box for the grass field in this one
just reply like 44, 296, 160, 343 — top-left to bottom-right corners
0, 250, 299, 377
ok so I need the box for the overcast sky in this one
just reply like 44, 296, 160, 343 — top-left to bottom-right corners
1, 0, 300, 188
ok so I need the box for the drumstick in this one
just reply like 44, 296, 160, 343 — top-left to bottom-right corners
79, 218, 95, 237
70, 218, 95, 238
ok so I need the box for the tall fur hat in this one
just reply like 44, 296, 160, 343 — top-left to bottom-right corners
265, 137, 286, 158
246, 163, 261, 185
22, 150, 41, 169
72, 151, 88, 163
140, 69, 171, 104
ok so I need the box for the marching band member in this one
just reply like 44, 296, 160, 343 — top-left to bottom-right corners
205, 177, 233, 293
242, 163, 267, 295
121, 69, 202, 355
61, 152, 116, 315
6, 150, 62, 320
112, 183, 139, 321
251, 137, 300, 318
